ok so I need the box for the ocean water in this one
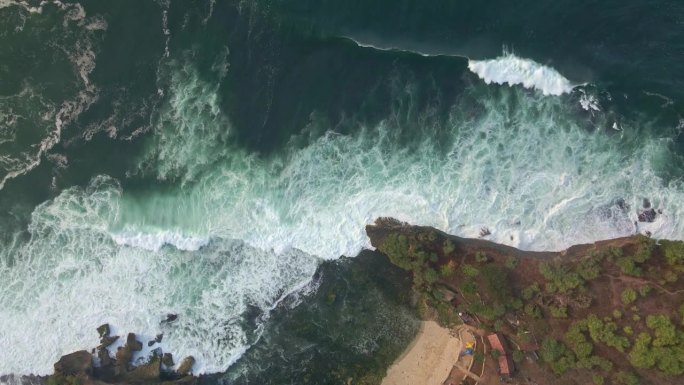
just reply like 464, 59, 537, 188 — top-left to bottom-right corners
1, 0, 683, 380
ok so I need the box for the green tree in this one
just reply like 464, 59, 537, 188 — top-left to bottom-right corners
646, 314, 676, 347
621, 288, 637, 305
629, 333, 655, 368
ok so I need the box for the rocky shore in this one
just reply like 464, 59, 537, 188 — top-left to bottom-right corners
7, 325, 200, 385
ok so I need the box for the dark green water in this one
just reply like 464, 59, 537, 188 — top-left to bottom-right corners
0, 0, 683, 381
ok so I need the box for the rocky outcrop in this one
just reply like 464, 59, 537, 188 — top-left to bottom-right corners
176, 356, 195, 376
43, 327, 199, 385
53, 351, 92, 376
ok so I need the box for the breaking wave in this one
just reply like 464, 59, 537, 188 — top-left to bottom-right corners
467, 53, 575, 96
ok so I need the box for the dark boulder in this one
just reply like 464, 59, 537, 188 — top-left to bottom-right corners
126, 333, 143, 351
638, 208, 657, 222
162, 353, 174, 367
99, 335, 119, 348
54, 351, 92, 376
176, 356, 195, 376
97, 324, 111, 338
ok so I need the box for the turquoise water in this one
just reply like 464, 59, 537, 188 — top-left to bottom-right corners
0, 0, 683, 380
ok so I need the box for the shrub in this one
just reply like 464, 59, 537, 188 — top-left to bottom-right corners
439, 263, 455, 277
661, 240, 684, 266
592, 374, 605, 385
637, 285, 651, 297
524, 303, 542, 319
512, 349, 525, 363
577, 255, 601, 280
613, 309, 622, 319
540, 338, 566, 363
424, 268, 439, 285
621, 288, 637, 305
475, 251, 489, 263
613, 371, 640, 385
461, 264, 479, 277
505, 256, 519, 269
442, 239, 455, 255
550, 305, 568, 319
586, 315, 631, 352
521, 283, 540, 300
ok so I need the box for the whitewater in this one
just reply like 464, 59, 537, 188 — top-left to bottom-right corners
2, 19, 684, 377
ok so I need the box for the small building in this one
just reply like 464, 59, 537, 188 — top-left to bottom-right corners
497, 354, 515, 376
487, 333, 515, 376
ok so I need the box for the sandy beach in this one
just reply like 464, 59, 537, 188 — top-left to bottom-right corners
381, 321, 463, 385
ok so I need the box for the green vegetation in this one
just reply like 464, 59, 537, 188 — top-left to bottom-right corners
439, 262, 455, 277
475, 251, 489, 263
461, 264, 479, 277
539, 261, 584, 294
373, 225, 684, 384
443, 239, 455, 256
661, 240, 684, 266
47, 375, 81, 385
540, 338, 576, 375
505, 256, 519, 269
621, 288, 637, 305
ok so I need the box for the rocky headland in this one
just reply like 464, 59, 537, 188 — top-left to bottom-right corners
367, 217, 684, 385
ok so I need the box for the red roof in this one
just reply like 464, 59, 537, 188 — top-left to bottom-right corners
498, 355, 514, 375
487, 333, 509, 354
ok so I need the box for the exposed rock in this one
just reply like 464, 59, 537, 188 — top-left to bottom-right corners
643, 198, 651, 209
162, 353, 174, 367
99, 335, 119, 348
115, 346, 132, 373
97, 348, 112, 367
164, 314, 178, 323
638, 208, 657, 222
126, 333, 143, 351
479, 227, 491, 237
176, 356, 195, 376
54, 350, 92, 376
126, 355, 161, 381
155, 334, 163, 343
148, 340, 156, 347
97, 324, 110, 338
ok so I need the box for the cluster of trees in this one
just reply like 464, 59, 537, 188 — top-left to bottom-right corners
379, 232, 439, 289
628, 314, 684, 375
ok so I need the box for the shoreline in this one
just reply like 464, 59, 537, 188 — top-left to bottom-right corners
381, 321, 462, 385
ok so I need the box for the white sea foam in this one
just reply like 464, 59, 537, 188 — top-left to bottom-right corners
4, 57, 684, 376
468, 53, 574, 96
111, 230, 210, 251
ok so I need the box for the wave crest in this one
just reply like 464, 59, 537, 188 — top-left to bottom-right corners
468, 53, 574, 96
